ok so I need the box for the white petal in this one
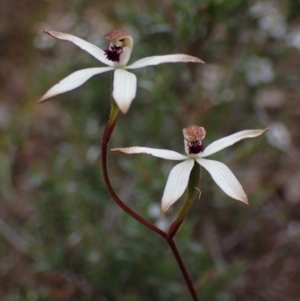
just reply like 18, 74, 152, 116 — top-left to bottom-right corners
201, 129, 269, 157
38, 67, 113, 103
113, 69, 137, 113
126, 54, 204, 70
43, 30, 114, 66
196, 158, 248, 204
111, 147, 188, 160
162, 160, 195, 213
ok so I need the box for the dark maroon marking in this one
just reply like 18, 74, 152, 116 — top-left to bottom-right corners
104, 45, 123, 62
187, 140, 205, 154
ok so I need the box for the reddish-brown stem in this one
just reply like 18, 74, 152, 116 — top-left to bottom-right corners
101, 115, 167, 239
101, 114, 199, 301
168, 239, 199, 301
167, 220, 183, 240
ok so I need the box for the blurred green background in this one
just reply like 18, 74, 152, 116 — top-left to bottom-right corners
1, 0, 300, 300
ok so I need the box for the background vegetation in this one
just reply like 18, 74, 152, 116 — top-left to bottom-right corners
1, 0, 300, 300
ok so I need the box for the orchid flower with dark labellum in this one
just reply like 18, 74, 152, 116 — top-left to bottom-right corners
112, 125, 268, 212
38, 30, 204, 113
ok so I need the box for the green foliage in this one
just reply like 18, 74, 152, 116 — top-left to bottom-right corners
1, 0, 299, 300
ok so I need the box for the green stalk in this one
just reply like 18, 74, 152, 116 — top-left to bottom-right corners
109, 101, 119, 124
168, 163, 201, 240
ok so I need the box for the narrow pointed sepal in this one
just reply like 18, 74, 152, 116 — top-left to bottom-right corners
111, 147, 188, 160
201, 129, 269, 157
43, 30, 114, 66
161, 159, 195, 213
126, 54, 204, 70
196, 158, 248, 204
38, 67, 114, 103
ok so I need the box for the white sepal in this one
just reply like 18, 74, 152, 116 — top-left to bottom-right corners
161, 159, 195, 213
113, 69, 137, 113
38, 67, 114, 103
196, 158, 248, 204
201, 129, 269, 158
111, 147, 188, 160
126, 54, 204, 70
43, 30, 114, 66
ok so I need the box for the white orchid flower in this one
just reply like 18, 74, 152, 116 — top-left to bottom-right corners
38, 30, 204, 113
112, 125, 268, 212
